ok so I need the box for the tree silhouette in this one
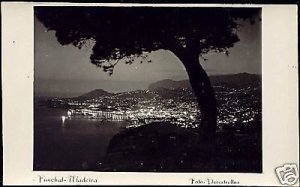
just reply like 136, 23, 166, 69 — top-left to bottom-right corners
35, 7, 259, 139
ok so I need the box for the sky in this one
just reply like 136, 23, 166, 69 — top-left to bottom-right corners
34, 9, 261, 97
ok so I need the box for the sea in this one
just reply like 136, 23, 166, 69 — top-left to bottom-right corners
34, 106, 128, 171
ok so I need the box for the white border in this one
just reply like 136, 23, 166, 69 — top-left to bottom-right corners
2, 3, 299, 186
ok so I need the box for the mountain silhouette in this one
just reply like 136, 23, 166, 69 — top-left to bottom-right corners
78, 89, 113, 99
148, 73, 261, 91
148, 79, 191, 91
76, 73, 261, 99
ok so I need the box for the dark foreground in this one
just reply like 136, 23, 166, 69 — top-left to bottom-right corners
91, 122, 262, 172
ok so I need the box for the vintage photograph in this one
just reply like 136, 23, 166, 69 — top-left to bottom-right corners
33, 6, 262, 172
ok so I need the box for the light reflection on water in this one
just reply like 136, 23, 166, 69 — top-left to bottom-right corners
34, 106, 128, 171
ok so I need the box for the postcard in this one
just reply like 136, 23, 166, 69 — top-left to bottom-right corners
1, 2, 298, 186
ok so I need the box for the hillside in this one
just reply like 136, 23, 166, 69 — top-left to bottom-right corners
148, 73, 261, 90
210, 73, 261, 88
148, 79, 191, 91
95, 122, 262, 172
78, 89, 113, 99
74, 73, 261, 99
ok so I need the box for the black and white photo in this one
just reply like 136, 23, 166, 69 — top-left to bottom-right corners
34, 6, 262, 172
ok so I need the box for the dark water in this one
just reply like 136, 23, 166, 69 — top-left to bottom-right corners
34, 106, 128, 171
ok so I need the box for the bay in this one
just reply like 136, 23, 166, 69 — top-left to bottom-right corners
34, 106, 128, 171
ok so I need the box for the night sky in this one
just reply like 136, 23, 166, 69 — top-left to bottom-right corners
34, 9, 261, 97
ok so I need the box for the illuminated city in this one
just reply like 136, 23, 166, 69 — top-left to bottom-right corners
46, 80, 261, 132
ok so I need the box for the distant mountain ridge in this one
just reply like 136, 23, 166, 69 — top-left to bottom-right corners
210, 73, 261, 87
76, 73, 261, 98
148, 79, 191, 90
148, 73, 261, 90
78, 89, 113, 98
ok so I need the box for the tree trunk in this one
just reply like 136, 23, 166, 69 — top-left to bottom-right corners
178, 52, 217, 140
